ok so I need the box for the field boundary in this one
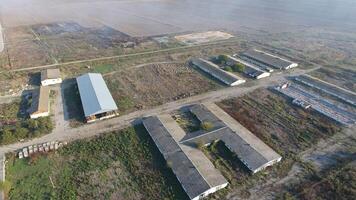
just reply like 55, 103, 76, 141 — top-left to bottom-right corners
3, 38, 239, 74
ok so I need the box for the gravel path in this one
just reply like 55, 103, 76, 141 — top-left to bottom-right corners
0, 23, 3, 53
0, 66, 318, 155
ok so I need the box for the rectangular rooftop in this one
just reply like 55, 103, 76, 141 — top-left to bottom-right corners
241, 50, 297, 70
191, 58, 245, 86
142, 116, 228, 200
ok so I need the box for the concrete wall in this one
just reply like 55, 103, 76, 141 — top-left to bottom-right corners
41, 78, 62, 86
30, 111, 49, 119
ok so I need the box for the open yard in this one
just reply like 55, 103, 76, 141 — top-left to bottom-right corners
105, 63, 223, 114
5, 125, 187, 200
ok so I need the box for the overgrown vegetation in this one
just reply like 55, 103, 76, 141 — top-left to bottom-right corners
0, 101, 53, 145
279, 159, 356, 200
200, 121, 213, 131
6, 126, 188, 200
200, 89, 342, 199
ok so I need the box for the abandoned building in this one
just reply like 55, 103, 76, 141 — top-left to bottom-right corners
142, 103, 282, 200
41, 68, 62, 86
28, 86, 50, 119
191, 58, 246, 86
76, 73, 118, 123
241, 50, 298, 70
226, 55, 270, 79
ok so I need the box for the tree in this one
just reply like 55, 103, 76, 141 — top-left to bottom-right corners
1, 128, 16, 144
218, 55, 228, 64
200, 121, 213, 131
27, 119, 39, 130
14, 127, 29, 139
224, 66, 233, 72
232, 63, 245, 72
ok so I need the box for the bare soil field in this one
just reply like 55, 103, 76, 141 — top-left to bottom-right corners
309, 67, 356, 92
105, 63, 223, 114
1, 22, 166, 69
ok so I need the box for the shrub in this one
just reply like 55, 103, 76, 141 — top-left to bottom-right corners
218, 55, 228, 64
231, 63, 245, 72
224, 66, 233, 72
200, 121, 213, 131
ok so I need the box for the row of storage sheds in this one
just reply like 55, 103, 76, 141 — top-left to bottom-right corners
191, 58, 246, 86
241, 50, 298, 70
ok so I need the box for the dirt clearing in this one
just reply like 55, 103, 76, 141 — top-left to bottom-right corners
105, 63, 222, 114
175, 31, 234, 45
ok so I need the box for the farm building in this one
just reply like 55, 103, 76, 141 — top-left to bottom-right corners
143, 103, 282, 199
187, 104, 282, 173
191, 58, 245, 86
241, 50, 298, 70
226, 55, 270, 79
28, 86, 50, 119
143, 115, 228, 200
41, 68, 62, 86
76, 73, 118, 123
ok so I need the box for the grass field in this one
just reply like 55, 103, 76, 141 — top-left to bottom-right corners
105, 63, 222, 114
6, 125, 188, 200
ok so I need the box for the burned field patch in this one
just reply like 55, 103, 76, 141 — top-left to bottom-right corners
1, 22, 162, 69
105, 63, 222, 114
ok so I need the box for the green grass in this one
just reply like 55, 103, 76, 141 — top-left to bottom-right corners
92, 64, 115, 74
6, 125, 187, 200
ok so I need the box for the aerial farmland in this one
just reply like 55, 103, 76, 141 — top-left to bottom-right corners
0, 0, 355, 200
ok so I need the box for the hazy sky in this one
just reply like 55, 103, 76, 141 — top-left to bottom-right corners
1, 0, 355, 36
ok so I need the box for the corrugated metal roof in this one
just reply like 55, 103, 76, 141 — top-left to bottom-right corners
242, 50, 293, 69
76, 73, 118, 117
192, 58, 245, 86
142, 116, 211, 200
183, 104, 281, 173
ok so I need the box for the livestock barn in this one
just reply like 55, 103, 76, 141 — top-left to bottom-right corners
76, 73, 118, 123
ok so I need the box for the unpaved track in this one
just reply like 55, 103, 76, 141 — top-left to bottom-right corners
0, 22, 3, 52
5, 39, 239, 73
0, 67, 318, 154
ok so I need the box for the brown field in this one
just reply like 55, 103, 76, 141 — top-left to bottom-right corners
1, 22, 166, 70
105, 63, 222, 114
309, 67, 356, 92
200, 88, 345, 199
217, 89, 340, 155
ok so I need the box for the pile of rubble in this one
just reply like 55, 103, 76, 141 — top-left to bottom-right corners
18, 141, 67, 159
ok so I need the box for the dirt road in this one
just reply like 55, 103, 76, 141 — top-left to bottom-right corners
0, 22, 3, 53
0, 67, 318, 155
5, 39, 239, 73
